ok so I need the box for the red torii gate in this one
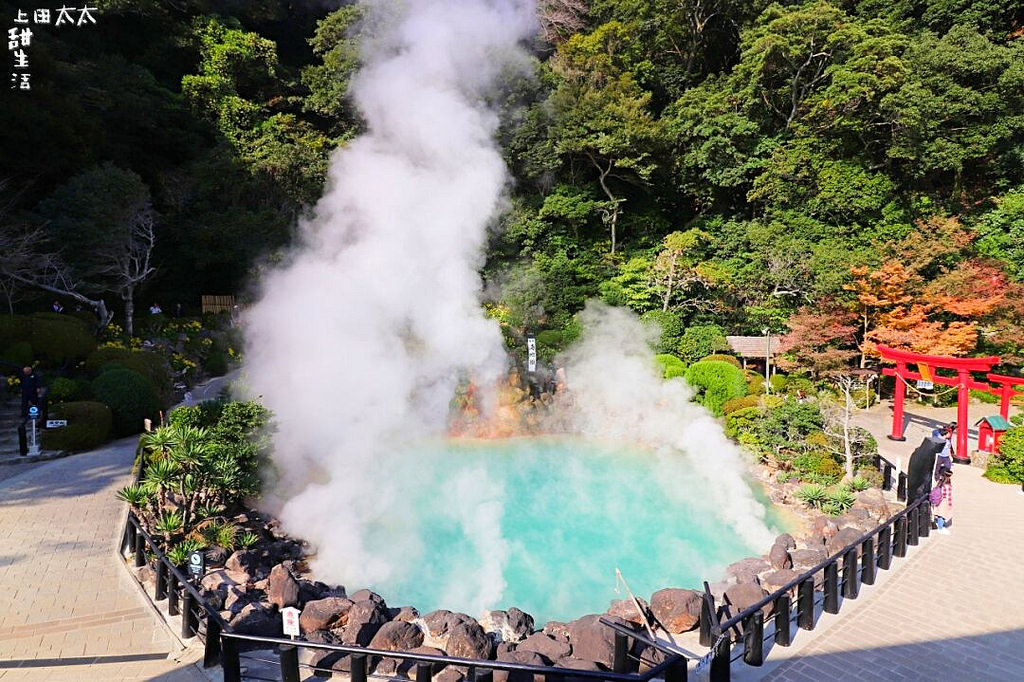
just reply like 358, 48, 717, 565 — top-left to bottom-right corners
877, 345, 1024, 463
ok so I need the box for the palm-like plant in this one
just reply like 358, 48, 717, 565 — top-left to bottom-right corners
143, 457, 180, 510
239, 531, 259, 549
116, 483, 152, 509
153, 509, 184, 541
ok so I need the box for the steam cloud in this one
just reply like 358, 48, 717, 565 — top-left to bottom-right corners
244, 0, 773, 618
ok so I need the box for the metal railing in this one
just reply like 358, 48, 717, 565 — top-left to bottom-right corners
120, 465, 930, 682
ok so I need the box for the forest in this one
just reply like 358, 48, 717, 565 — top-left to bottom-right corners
2, 0, 1022, 372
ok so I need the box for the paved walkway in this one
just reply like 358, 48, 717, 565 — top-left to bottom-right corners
744, 402, 1024, 681
0, 438, 207, 680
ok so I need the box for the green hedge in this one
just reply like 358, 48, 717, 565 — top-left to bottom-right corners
84, 347, 172, 404
1, 341, 33, 368
40, 401, 112, 452
29, 313, 96, 365
654, 354, 687, 379
92, 369, 161, 437
685, 360, 748, 416
700, 353, 741, 368
48, 377, 80, 403
722, 394, 761, 415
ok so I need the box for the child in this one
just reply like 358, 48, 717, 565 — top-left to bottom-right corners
930, 469, 953, 534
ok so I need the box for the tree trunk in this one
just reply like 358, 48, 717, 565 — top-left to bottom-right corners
125, 288, 135, 338
662, 253, 678, 312
843, 381, 854, 479
589, 154, 622, 254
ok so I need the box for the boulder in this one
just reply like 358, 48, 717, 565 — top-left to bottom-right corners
827, 527, 863, 556
633, 641, 669, 674
565, 615, 632, 669
390, 606, 420, 622
810, 517, 839, 541
436, 668, 467, 682
542, 621, 571, 640
224, 585, 251, 614
760, 569, 801, 594
496, 642, 517, 657
649, 588, 702, 634
553, 657, 606, 681
341, 599, 390, 646
300, 597, 354, 634
348, 589, 387, 608
774, 533, 796, 550
423, 610, 478, 639
446, 621, 494, 660
225, 549, 260, 578
299, 580, 345, 604
376, 646, 447, 677
788, 547, 828, 571
230, 602, 281, 636
205, 546, 230, 567
494, 650, 548, 682
606, 598, 651, 627
201, 568, 247, 593
517, 633, 571, 662
723, 583, 770, 618
480, 608, 535, 643
268, 564, 301, 609
725, 557, 770, 585
369, 620, 425, 652
768, 542, 793, 570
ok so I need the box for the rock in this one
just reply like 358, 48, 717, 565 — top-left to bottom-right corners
225, 549, 260, 577
725, 557, 770, 585
136, 565, 156, 586
268, 564, 301, 609
300, 597, 354, 633
205, 546, 230, 567
633, 641, 669, 674
494, 650, 548, 682
201, 568, 247, 592
553, 657, 606, 680
496, 642, 517, 657
774, 533, 796, 550
376, 646, 447, 677
810, 517, 839, 541
341, 599, 390, 646
788, 547, 828, 571
299, 580, 344, 604
768, 542, 793, 570
390, 606, 420, 622
649, 588, 702, 634
565, 615, 633, 669
723, 583, 770, 618
369, 620, 425, 652
422, 610, 477, 639
348, 589, 387, 609
517, 633, 571, 662
436, 667, 467, 682
606, 598, 651, 627
446, 621, 494, 660
827, 527, 863, 556
224, 585, 250, 614
480, 608, 534, 643
231, 602, 281, 636
760, 569, 801, 594
542, 621, 570, 640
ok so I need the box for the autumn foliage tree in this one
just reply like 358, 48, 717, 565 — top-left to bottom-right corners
778, 301, 859, 375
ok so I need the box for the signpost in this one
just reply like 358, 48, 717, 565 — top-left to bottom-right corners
527, 333, 537, 373
45, 419, 67, 428
188, 550, 205, 582
281, 606, 301, 639
27, 406, 40, 456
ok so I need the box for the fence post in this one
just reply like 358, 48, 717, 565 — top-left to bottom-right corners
894, 516, 908, 558
134, 532, 146, 568
823, 562, 839, 614
897, 472, 907, 501
476, 670, 493, 682
861, 538, 876, 586
122, 519, 136, 555
204, 616, 222, 667
919, 502, 931, 537
665, 656, 688, 682
181, 591, 195, 638
878, 526, 893, 569
907, 506, 920, 546
743, 611, 764, 666
797, 578, 815, 630
774, 594, 791, 646
710, 632, 730, 682
167, 572, 179, 616
883, 463, 893, 491
842, 548, 859, 599
352, 652, 368, 682
416, 661, 434, 682
221, 636, 241, 682
155, 561, 168, 601
699, 592, 716, 646
280, 644, 300, 682
613, 632, 628, 673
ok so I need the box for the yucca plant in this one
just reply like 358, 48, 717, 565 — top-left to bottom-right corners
143, 458, 180, 510
116, 483, 151, 509
848, 476, 871, 492
239, 531, 259, 549
196, 518, 239, 551
825, 487, 856, 514
167, 538, 204, 567
795, 483, 828, 508
153, 510, 185, 546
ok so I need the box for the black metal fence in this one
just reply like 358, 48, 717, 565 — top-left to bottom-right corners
120, 471, 929, 681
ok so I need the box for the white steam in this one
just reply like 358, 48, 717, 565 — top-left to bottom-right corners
244, 0, 774, 619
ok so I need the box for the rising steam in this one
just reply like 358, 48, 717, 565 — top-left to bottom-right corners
244, 0, 773, 619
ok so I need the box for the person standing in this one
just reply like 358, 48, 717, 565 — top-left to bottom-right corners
19, 365, 40, 419
934, 424, 955, 480
931, 469, 954, 534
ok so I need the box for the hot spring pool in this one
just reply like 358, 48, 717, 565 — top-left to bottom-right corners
340, 438, 782, 624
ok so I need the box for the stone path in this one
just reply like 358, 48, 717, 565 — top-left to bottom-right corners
739, 402, 1024, 681
0, 438, 207, 680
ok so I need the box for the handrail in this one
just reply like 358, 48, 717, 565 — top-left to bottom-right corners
717, 493, 928, 633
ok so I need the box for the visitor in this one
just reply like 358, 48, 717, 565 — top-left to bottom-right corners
931, 469, 953, 534
934, 424, 955, 480
150, 302, 163, 315
51, 300, 63, 313
19, 365, 40, 419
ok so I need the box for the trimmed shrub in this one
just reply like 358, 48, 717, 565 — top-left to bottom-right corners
92, 369, 161, 436
0, 315, 31, 348
84, 347, 172, 403
685, 360, 748, 416
29, 312, 96, 366
40, 401, 112, 452
676, 324, 729, 363
205, 351, 229, 377
48, 377, 80, 403
993, 418, 1024, 484
654, 354, 687, 380
745, 369, 766, 395
792, 451, 845, 483
769, 374, 789, 393
2, 341, 33, 368
700, 353, 741, 368
724, 405, 764, 439
722, 394, 760, 415
640, 310, 685, 355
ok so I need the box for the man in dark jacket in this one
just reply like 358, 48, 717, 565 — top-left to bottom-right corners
907, 435, 946, 503
19, 365, 40, 419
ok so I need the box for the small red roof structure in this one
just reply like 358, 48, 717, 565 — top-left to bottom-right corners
726, 335, 782, 359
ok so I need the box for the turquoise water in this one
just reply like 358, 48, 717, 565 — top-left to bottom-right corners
358, 438, 779, 624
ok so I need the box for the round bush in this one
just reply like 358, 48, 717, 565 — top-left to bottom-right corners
30, 312, 96, 365
640, 310, 685, 355
676, 325, 729, 363
769, 374, 789, 393
0, 315, 30, 348
48, 377, 80, 403
700, 353, 741, 368
721, 394, 761, 415
685, 360, 748, 416
40, 401, 112, 452
85, 347, 172, 402
654, 354, 687, 379
2, 341, 34, 368
92, 369, 161, 437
